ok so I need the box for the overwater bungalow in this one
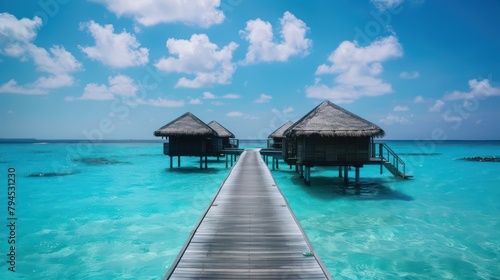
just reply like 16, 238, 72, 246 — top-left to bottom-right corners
154, 112, 218, 169
282, 101, 410, 183
267, 120, 294, 149
207, 120, 239, 151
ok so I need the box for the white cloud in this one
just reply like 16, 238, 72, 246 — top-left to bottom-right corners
227, 111, 244, 117
211, 101, 224, 106
371, 0, 404, 10
306, 36, 403, 103
221, 93, 240, 99
0, 79, 46, 95
400, 71, 420, 79
379, 113, 411, 125
155, 34, 238, 88
414, 95, 424, 103
240, 11, 312, 64
283, 106, 294, 114
202, 91, 240, 100
393, 105, 409, 111
79, 21, 149, 68
73, 74, 138, 101
131, 98, 185, 107
255, 93, 272, 103
0, 13, 42, 56
429, 100, 445, 112
203, 91, 216, 99
28, 44, 82, 75
0, 45, 82, 94
443, 79, 500, 100
0, 13, 82, 95
189, 98, 202, 105
90, 0, 224, 28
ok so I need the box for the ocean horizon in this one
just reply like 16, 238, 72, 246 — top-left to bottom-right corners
1, 140, 499, 279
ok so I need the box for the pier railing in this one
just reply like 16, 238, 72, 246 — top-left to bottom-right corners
372, 143, 406, 177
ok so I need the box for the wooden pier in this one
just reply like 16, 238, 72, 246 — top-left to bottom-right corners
164, 150, 331, 279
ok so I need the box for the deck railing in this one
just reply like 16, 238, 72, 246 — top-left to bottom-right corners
372, 143, 406, 177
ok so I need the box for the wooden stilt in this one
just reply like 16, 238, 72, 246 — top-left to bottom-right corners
276, 158, 279, 169
305, 166, 311, 185
199, 156, 202, 169
231, 154, 234, 166
299, 164, 304, 178
355, 167, 360, 184
272, 158, 275, 170
225, 154, 228, 168
205, 156, 208, 169
170, 156, 173, 169
178, 156, 181, 167
344, 166, 348, 185
338, 166, 342, 178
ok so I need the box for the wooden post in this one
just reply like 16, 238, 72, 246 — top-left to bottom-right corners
170, 156, 173, 169
305, 166, 311, 185
355, 167, 360, 184
199, 156, 202, 169
231, 154, 234, 166
344, 166, 348, 185
338, 166, 342, 178
178, 156, 181, 167
225, 154, 228, 168
205, 156, 208, 169
276, 158, 279, 169
299, 164, 304, 178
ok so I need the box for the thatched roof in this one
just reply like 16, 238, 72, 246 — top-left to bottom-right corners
154, 112, 217, 137
269, 121, 294, 139
208, 121, 235, 138
284, 101, 385, 138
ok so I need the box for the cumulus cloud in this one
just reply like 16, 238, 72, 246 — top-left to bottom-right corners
393, 105, 409, 111
371, 0, 404, 10
0, 80, 46, 95
222, 93, 240, 99
203, 91, 216, 99
429, 100, 445, 112
227, 111, 244, 117
443, 79, 500, 100
0, 13, 42, 55
306, 36, 403, 103
379, 113, 411, 125
414, 95, 424, 103
240, 11, 312, 64
155, 34, 238, 88
255, 93, 272, 103
90, 0, 225, 28
79, 21, 149, 68
189, 98, 202, 105
131, 98, 185, 107
70, 74, 138, 101
0, 13, 82, 95
400, 71, 420, 79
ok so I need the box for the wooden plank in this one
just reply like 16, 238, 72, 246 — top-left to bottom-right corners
164, 150, 331, 279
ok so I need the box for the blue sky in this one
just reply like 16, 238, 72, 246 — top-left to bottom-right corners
1, 0, 499, 140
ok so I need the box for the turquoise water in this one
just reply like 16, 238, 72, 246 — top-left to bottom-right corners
0, 141, 499, 279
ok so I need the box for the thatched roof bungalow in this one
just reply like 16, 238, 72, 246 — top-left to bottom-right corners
283, 101, 385, 167
154, 112, 218, 159
208, 120, 238, 149
267, 121, 294, 149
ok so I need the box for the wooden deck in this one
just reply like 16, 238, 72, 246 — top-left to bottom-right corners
165, 150, 331, 279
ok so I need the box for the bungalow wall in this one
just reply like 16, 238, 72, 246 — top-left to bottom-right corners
290, 136, 371, 166
166, 136, 210, 156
